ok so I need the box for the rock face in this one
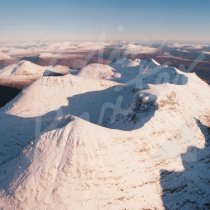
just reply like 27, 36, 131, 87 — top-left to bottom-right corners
0, 58, 210, 209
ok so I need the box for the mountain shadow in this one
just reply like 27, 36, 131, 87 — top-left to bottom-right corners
160, 119, 210, 210
0, 85, 20, 108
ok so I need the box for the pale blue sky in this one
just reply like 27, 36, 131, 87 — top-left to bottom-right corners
0, 0, 210, 42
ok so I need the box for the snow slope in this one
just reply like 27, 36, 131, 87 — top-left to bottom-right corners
112, 58, 141, 69
111, 58, 187, 88
78, 63, 121, 80
0, 59, 210, 209
12, 60, 45, 76
0, 60, 70, 89
0, 60, 70, 77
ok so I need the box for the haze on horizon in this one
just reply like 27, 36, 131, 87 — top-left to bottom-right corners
0, 0, 210, 43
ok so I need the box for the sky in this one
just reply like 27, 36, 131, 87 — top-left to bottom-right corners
0, 0, 210, 43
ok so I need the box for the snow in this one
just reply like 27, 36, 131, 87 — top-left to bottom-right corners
111, 58, 183, 87
12, 60, 45, 76
112, 58, 141, 68
1, 41, 208, 61
0, 61, 41, 77
0, 60, 70, 83
78, 63, 121, 80
169, 43, 209, 50
0, 57, 210, 209
0, 41, 107, 58
202, 51, 210, 55
123, 43, 158, 54
39, 52, 63, 58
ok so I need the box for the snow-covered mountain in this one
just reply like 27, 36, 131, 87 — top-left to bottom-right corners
0, 60, 70, 90
0, 58, 210, 209
0, 60, 46, 77
123, 43, 158, 54
0, 60, 69, 77
78, 63, 121, 80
